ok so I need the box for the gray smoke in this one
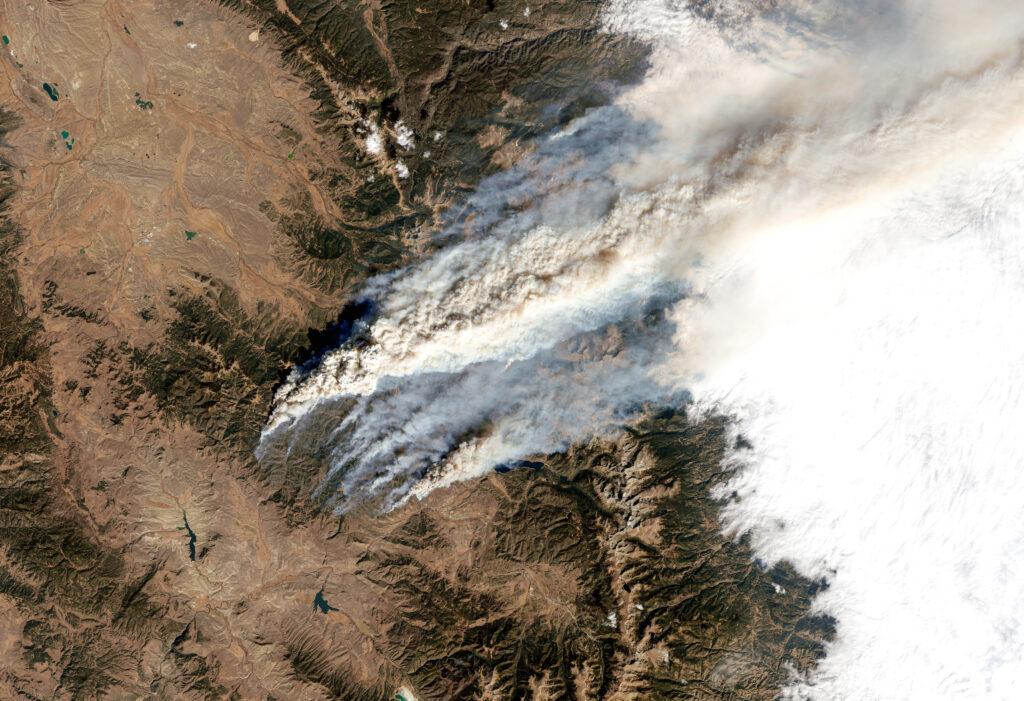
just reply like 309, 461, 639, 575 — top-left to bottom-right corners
261, 0, 1024, 697
261, 0, 1024, 513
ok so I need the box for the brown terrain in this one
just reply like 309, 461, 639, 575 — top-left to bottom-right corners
0, 0, 831, 699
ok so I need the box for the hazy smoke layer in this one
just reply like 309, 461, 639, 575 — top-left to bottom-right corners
264, 0, 1024, 695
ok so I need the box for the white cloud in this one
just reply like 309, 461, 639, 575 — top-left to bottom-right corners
678, 135, 1024, 700
395, 120, 414, 149
263, 1, 1024, 695
363, 121, 383, 155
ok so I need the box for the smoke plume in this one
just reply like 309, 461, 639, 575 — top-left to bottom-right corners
263, 1, 1024, 696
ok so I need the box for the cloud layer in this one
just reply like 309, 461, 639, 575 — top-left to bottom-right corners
263, 0, 1024, 696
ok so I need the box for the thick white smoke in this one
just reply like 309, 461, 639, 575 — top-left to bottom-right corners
264, 0, 1024, 695
261, 106, 689, 505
